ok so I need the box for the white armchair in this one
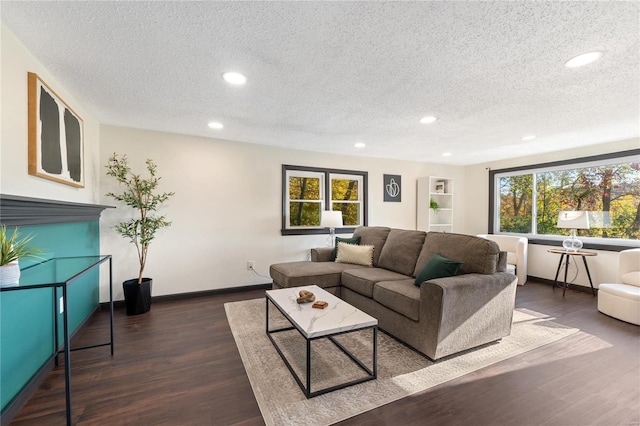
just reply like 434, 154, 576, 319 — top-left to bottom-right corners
598, 248, 640, 325
477, 234, 528, 285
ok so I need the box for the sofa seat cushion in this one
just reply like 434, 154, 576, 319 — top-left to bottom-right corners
377, 229, 426, 276
373, 280, 420, 321
270, 261, 367, 289
342, 268, 410, 298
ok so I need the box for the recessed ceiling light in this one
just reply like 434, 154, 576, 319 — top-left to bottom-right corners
521, 135, 536, 141
564, 51, 603, 68
420, 116, 437, 124
442, 152, 452, 157
222, 72, 247, 85
208, 121, 223, 129
354, 142, 366, 149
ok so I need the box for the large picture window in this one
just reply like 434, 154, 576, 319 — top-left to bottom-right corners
489, 150, 640, 248
282, 165, 367, 235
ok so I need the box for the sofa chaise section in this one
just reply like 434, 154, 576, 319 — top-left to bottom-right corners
270, 260, 367, 296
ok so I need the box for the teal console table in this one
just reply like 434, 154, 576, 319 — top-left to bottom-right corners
0, 255, 113, 425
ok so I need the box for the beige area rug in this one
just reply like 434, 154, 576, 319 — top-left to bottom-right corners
225, 299, 579, 426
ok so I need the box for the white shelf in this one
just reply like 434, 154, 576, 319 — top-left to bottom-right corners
417, 176, 454, 232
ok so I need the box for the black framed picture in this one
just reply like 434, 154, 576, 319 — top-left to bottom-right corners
384, 174, 401, 202
28, 72, 84, 188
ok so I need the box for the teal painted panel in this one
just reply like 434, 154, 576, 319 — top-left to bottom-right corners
0, 221, 100, 410
0, 288, 54, 408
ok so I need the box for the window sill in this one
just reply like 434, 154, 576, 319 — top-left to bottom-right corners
281, 227, 357, 236
528, 237, 640, 252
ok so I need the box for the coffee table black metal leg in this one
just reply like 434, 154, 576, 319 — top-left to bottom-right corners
582, 257, 596, 296
306, 339, 311, 398
373, 327, 377, 377
265, 297, 270, 334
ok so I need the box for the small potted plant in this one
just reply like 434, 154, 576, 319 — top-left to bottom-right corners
0, 225, 43, 287
105, 153, 174, 315
429, 198, 440, 212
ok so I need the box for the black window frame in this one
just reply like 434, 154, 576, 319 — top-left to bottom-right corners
281, 164, 368, 236
488, 148, 640, 252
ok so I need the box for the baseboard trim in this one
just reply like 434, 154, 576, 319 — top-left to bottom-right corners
528, 276, 598, 295
1, 305, 100, 425
101, 283, 272, 309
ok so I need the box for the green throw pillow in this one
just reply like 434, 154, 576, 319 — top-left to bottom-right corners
332, 236, 362, 260
414, 253, 463, 286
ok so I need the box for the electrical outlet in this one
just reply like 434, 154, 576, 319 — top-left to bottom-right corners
59, 297, 64, 314
247, 260, 255, 270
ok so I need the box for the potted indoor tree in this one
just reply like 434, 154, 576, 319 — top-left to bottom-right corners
0, 225, 43, 287
105, 153, 174, 315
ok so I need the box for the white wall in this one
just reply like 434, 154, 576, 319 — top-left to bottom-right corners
7, 19, 635, 299
463, 138, 640, 288
99, 125, 465, 301
0, 24, 101, 203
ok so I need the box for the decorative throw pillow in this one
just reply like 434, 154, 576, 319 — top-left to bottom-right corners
335, 242, 374, 266
414, 253, 463, 286
332, 236, 362, 260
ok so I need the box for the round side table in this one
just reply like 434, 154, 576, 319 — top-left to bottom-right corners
547, 248, 597, 297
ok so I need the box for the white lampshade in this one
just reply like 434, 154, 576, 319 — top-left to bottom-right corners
321, 211, 343, 228
557, 211, 590, 229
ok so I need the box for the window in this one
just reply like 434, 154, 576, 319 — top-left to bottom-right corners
282, 165, 367, 235
490, 150, 640, 248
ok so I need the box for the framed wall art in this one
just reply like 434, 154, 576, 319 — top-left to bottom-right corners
383, 174, 401, 202
28, 72, 84, 188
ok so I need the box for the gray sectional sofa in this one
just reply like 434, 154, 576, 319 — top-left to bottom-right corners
270, 226, 518, 360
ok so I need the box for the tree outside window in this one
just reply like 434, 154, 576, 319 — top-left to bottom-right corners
330, 175, 361, 227
282, 166, 367, 235
494, 152, 640, 243
288, 174, 322, 227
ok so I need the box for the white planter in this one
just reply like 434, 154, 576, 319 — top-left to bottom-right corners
0, 261, 20, 287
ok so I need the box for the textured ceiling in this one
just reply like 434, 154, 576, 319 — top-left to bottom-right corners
2, 1, 638, 165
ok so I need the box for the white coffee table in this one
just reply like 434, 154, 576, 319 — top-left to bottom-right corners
266, 285, 378, 398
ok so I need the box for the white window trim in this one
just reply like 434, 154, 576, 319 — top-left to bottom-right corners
285, 169, 325, 230
329, 173, 363, 226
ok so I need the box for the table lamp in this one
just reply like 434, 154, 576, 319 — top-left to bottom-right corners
321, 211, 343, 247
557, 211, 589, 252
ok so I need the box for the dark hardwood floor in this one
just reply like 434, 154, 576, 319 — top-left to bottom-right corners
8, 281, 640, 425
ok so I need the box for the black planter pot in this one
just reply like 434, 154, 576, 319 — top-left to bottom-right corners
123, 278, 152, 315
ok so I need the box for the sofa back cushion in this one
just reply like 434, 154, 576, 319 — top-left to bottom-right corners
378, 229, 426, 276
353, 226, 391, 266
413, 232, 501, 276
621, 271, 640, 286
